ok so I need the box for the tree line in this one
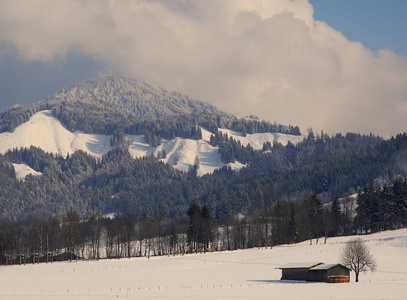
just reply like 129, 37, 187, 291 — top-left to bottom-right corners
3, 173, 406, 266
0, 202, 213, 265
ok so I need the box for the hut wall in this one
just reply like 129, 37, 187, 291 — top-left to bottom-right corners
281, 268, 309, 281
308, 270, 328, 282
308, 265, 350, 282
326, 265, 350, 277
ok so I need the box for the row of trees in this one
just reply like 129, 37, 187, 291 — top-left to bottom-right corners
230, 117, 301, 136
0, 211, 177, 265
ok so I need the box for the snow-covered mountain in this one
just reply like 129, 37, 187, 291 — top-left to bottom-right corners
50, 75, 224, 119
0, 75, 238, 135
0, 110, 304, 177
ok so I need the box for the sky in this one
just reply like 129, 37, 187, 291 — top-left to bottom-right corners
0, 0, 406, 137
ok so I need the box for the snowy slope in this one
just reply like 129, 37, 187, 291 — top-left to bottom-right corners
219, 128, 304, 150
0, 110, 111, 158
1, 228, 406, 299
0, 110, 302, 176
128, 128, 245, 176
12, 163, 42, 180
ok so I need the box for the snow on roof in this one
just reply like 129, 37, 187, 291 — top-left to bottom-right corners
309, 264, 340, 270
276, 262, 323, 269
311, 263, 350, 271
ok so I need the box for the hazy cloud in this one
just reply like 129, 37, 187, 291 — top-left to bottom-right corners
0, 0, 406, 136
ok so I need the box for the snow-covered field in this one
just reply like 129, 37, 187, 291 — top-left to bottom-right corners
0, 110, 303, 177
1, 229, 406, 300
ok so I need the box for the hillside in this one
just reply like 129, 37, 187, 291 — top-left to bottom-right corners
0, 110, 111, 158
0, 110, 304, 176
1, 228, 406, 299
0, 109, 404, 221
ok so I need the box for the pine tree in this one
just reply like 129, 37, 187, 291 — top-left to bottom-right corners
287, 203, 299, 244
355, 190, 368, 234
201, 205, 212, 252
306, 193, 323, 244
187, 202, 201, 253
194, 155, 200, 170
379, 185, 396, 230
330, 197, 342, 236
193, 127, 202, 140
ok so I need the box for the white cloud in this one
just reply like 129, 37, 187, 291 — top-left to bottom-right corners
0, 0, 406, 137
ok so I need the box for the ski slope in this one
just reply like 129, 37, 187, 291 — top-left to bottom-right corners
0, 110, 303, 177
1, 229, 406, 299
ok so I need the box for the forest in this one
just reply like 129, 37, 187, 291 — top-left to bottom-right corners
2, 175, 407, 265
1, 129, 401, 222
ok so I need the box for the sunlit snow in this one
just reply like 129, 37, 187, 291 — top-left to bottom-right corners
12, 163, 42, 180
0, 110, 111, 158
219, 128, 304, 150
1, 229, 406, 299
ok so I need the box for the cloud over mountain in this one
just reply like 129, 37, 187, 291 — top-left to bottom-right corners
0, 0, 406, 136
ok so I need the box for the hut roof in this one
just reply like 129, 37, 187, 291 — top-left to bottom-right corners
310, 263, 350, 271
276, 262, 323, 269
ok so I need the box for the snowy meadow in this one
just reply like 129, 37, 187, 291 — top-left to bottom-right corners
1, 229, 407, 299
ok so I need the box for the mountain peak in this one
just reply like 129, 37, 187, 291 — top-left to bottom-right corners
52, 75, 224, 120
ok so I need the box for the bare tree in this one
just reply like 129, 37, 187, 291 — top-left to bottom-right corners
340, 238, 376, 282
62, 211, 81, 262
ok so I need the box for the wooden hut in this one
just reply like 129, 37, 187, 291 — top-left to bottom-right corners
277, 262, 350, 283
277, 262, 323, 281
308, 264, 350, 283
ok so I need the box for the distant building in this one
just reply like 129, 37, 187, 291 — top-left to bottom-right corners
277, 262, 350, 283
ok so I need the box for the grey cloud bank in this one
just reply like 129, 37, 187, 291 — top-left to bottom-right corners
0, 0, 406, 137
